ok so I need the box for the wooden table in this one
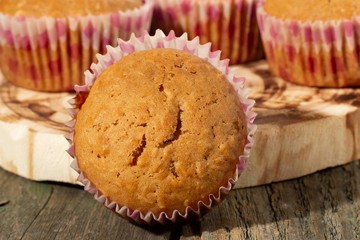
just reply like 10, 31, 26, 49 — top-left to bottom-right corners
1, 159, 359, 239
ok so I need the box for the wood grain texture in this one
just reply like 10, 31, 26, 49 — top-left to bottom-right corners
0, 61, 359, 188
237, 61, 360, 187
0, 80, 77, 184
0, 168, 171, 240
1, 160, 359, 239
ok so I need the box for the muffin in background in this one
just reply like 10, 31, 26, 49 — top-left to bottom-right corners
151, 0, 264, 65
258, 0, 360, 87
0, 0, 153, 92
67, 30, 256, 224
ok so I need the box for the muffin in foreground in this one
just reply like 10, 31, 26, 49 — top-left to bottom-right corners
258, 0, 360, 87
67, 30, 256, 224
151, 0, 264, 64
0, 0, 153, 92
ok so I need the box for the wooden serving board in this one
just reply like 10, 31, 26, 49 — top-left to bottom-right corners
0, 60, 359, 188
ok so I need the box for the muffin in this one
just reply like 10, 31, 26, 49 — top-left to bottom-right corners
67, 30, 256, 224
151, 0, 264, 64
258, 0, 360, 87
0, 0, 153, 92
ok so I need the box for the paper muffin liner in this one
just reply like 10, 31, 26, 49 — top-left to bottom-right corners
151, 0, 264, 65
65, 30, 256, 224
257, 0, 360, 87
0, 0, 154, 92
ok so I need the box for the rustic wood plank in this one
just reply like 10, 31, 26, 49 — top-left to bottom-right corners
1, 161, 360, 239
178, 160, 360, 239
0, 168, 53, 239
0, 168, 171, 240
19, 188, 171, 240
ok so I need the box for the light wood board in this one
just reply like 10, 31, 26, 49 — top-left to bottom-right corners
0, 60, 359, 188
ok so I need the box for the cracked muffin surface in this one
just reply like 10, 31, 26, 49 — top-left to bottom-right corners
74, 48, 247, 216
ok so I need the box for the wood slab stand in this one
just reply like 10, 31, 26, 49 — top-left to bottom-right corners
0, 60, 359, 189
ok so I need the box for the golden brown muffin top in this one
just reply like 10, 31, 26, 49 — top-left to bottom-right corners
0, 0, 143, 18
74, 48, 247, 216
264, 0, 360, 21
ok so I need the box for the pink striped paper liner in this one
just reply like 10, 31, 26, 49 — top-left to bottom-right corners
66, 30, 256, 224
257, 0, 360, 87
152, 0, 264, 65
0, 0, 154, 92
